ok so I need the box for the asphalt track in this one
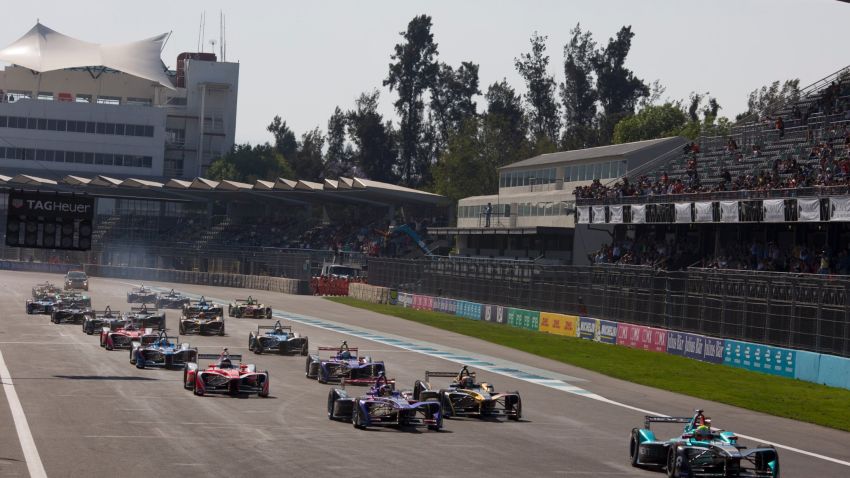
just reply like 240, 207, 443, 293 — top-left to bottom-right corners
0, 271, 848, 477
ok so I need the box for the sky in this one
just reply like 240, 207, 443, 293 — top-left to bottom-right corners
2, 0, 849, 145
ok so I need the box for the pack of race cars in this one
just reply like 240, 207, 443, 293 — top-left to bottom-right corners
22, 275, 779, 475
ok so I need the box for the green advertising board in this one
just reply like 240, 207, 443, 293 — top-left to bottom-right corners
507, 308, 540, 331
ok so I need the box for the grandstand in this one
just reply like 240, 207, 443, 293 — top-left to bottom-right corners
574, 66, 850, 273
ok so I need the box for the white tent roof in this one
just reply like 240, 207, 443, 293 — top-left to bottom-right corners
0, 23, 174, 89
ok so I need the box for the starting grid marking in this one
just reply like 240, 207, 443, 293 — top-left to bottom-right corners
156, 287, 850, 468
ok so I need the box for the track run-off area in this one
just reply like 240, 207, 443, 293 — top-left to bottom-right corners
0, 271, 848, 477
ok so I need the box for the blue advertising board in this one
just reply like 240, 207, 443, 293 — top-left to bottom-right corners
723, 340, 795, 377
578, 317, 597, 340
667, 331, 725, 364
596, 319, 618, 344
455, 301, 483, 320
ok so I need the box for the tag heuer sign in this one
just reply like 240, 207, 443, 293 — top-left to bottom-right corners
6, 190, 95, 251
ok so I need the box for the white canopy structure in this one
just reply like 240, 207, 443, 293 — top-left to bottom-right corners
0, 23, 174, 89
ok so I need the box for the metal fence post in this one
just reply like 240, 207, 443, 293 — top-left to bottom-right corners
764, 279, 772, 345
816, 287, 823, 353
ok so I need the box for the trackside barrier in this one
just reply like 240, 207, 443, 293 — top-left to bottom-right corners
723, 339, 795, 377
0, 261, 82, 274
80, 265, 309, 295
381, 289, 850, 390
347, 283, 391, 304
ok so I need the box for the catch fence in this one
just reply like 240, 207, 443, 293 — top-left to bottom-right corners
367, 258, 850, 358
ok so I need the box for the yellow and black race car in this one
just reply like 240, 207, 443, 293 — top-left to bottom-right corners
412, 366, 521, 421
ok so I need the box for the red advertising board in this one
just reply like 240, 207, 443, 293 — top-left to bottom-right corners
616, 323, 667, 352
646, 327, 668, 352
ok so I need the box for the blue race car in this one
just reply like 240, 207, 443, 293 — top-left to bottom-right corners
305, 341, 385, 385
629, 409, 779, 477
328, 374, 442, 431
130, 331, 197, 369
248, 320, 309, 355
26, 297, 57, 315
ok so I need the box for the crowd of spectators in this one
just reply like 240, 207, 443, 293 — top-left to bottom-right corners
591, 235, 850, 275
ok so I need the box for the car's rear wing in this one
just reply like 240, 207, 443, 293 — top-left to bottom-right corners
130, 306, 159, 313
425, 370, 476, 381
94, 309, 122, 317
317, 345, 358, 357
644, 416, 692, 429
258, 325, 292, 332
197, 353, 242, 361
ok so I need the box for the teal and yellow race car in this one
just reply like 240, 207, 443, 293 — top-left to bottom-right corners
629, 410, 779, 477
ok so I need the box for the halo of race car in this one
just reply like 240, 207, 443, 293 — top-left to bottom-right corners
23, 275, 780, 472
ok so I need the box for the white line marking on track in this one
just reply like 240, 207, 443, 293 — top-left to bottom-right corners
167, 287, 850, 468
0, 349, 47, 478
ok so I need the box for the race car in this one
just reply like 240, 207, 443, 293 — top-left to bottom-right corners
26, 296, 57, 315
32, 281, 62, 299
50, 303, 94, 325
100, 322, 158, 350
82, 307, 126, 335
328, 374, 442, 431
305, 341, 385, 384
179, 297, 225, 335
64, 270, 89, 291
125, 305, 166, 331
55, 291, 92, 308
412, 366, 522, 420
130, 331, 197, 369
629, 410, 780, 478
248, 321, 309, 355
126, 285, 157, 304
154, 289, 191, 309
183, 349, 269, 397
228, 296, 272, 319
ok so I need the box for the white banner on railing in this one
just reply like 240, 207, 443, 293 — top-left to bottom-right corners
675, 203, 692, 223
577, 206, 590, 224
720, 201, 739, 222
592, 205, 607, 224
763, 199, 785, 222
694, 202, 713, 222
608, 205, 623, 224
830, 196, 850, 221
797, 198, 820, 222
631, 204, 646, 224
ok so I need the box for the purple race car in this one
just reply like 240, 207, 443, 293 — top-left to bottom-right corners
327, 374, 442, 431
305, 341, 385, 384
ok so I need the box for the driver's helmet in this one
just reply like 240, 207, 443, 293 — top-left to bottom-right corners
694, 425, 711, 441
219, 358, 232, 369
198, 312, 206, 320
459, 376, 475, 388
378, 384, 393, 397
339, 350, 351, 360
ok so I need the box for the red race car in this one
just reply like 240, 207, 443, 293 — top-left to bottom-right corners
183, 349, 269, 398
100, 323, 158, 351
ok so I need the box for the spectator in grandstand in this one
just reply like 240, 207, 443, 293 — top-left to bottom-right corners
726, 137, 738, 153
775, 116, 785, 138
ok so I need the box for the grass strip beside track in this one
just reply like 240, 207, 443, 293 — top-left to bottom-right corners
327, 297, 850, 432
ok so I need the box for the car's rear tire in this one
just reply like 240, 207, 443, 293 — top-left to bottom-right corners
352, 403, 365, 429
183, 366, 192, 390
254, 341, 263, 355
300, 340, 309, 356
327, 390, 338, 420
193, 376, 203, 396
629, 429, 640, 467
666, 446, 682, 478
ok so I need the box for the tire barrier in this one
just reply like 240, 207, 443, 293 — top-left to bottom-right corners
0, 260, 82, 274
80, 264, 309, 295
347, 283, 391, 304
310, 277, 365, 296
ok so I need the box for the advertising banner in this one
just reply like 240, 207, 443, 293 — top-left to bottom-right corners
578, 317, 597, 340
616, 322, 644, 348
412, 294, 434, 311
631, 205, 646, 224
675, 203, 692, 223
591, 205, 607, 224
388, 289, 398, 305
667, 331, 725, 364
506, 308, 540, 331
539, 312, 578, 336
694, 202, 713, 222
719, 201, 739, 222
763, 199, 785, 222
483, 305, 506, 324
797, 198, 820, 222
397, 292, 413, 308
723, 340, 795, 377
596, 319, 618, 344
608, 205, 623, 224
831, 196, 850, 221
576, 206, 590, 224
433, 297, 457, 314
646, 327, 668, 353
455, 301, 482, 320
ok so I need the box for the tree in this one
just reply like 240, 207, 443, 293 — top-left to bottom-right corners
207, 143, 293, 182
736, 79, 800, 121
612, 103, 687, 144
384, 14, 439, 186
560, 24, 598, 150
481, 80, 529, 169
593, 26, 650, 144
514, 32, 561, 145
292, 127, 325, 181
347, 90, 399, 183
432, 119, 490, 201
266, 116, 298, 162
430, 61, 481, 149
325, 106, 354, 177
